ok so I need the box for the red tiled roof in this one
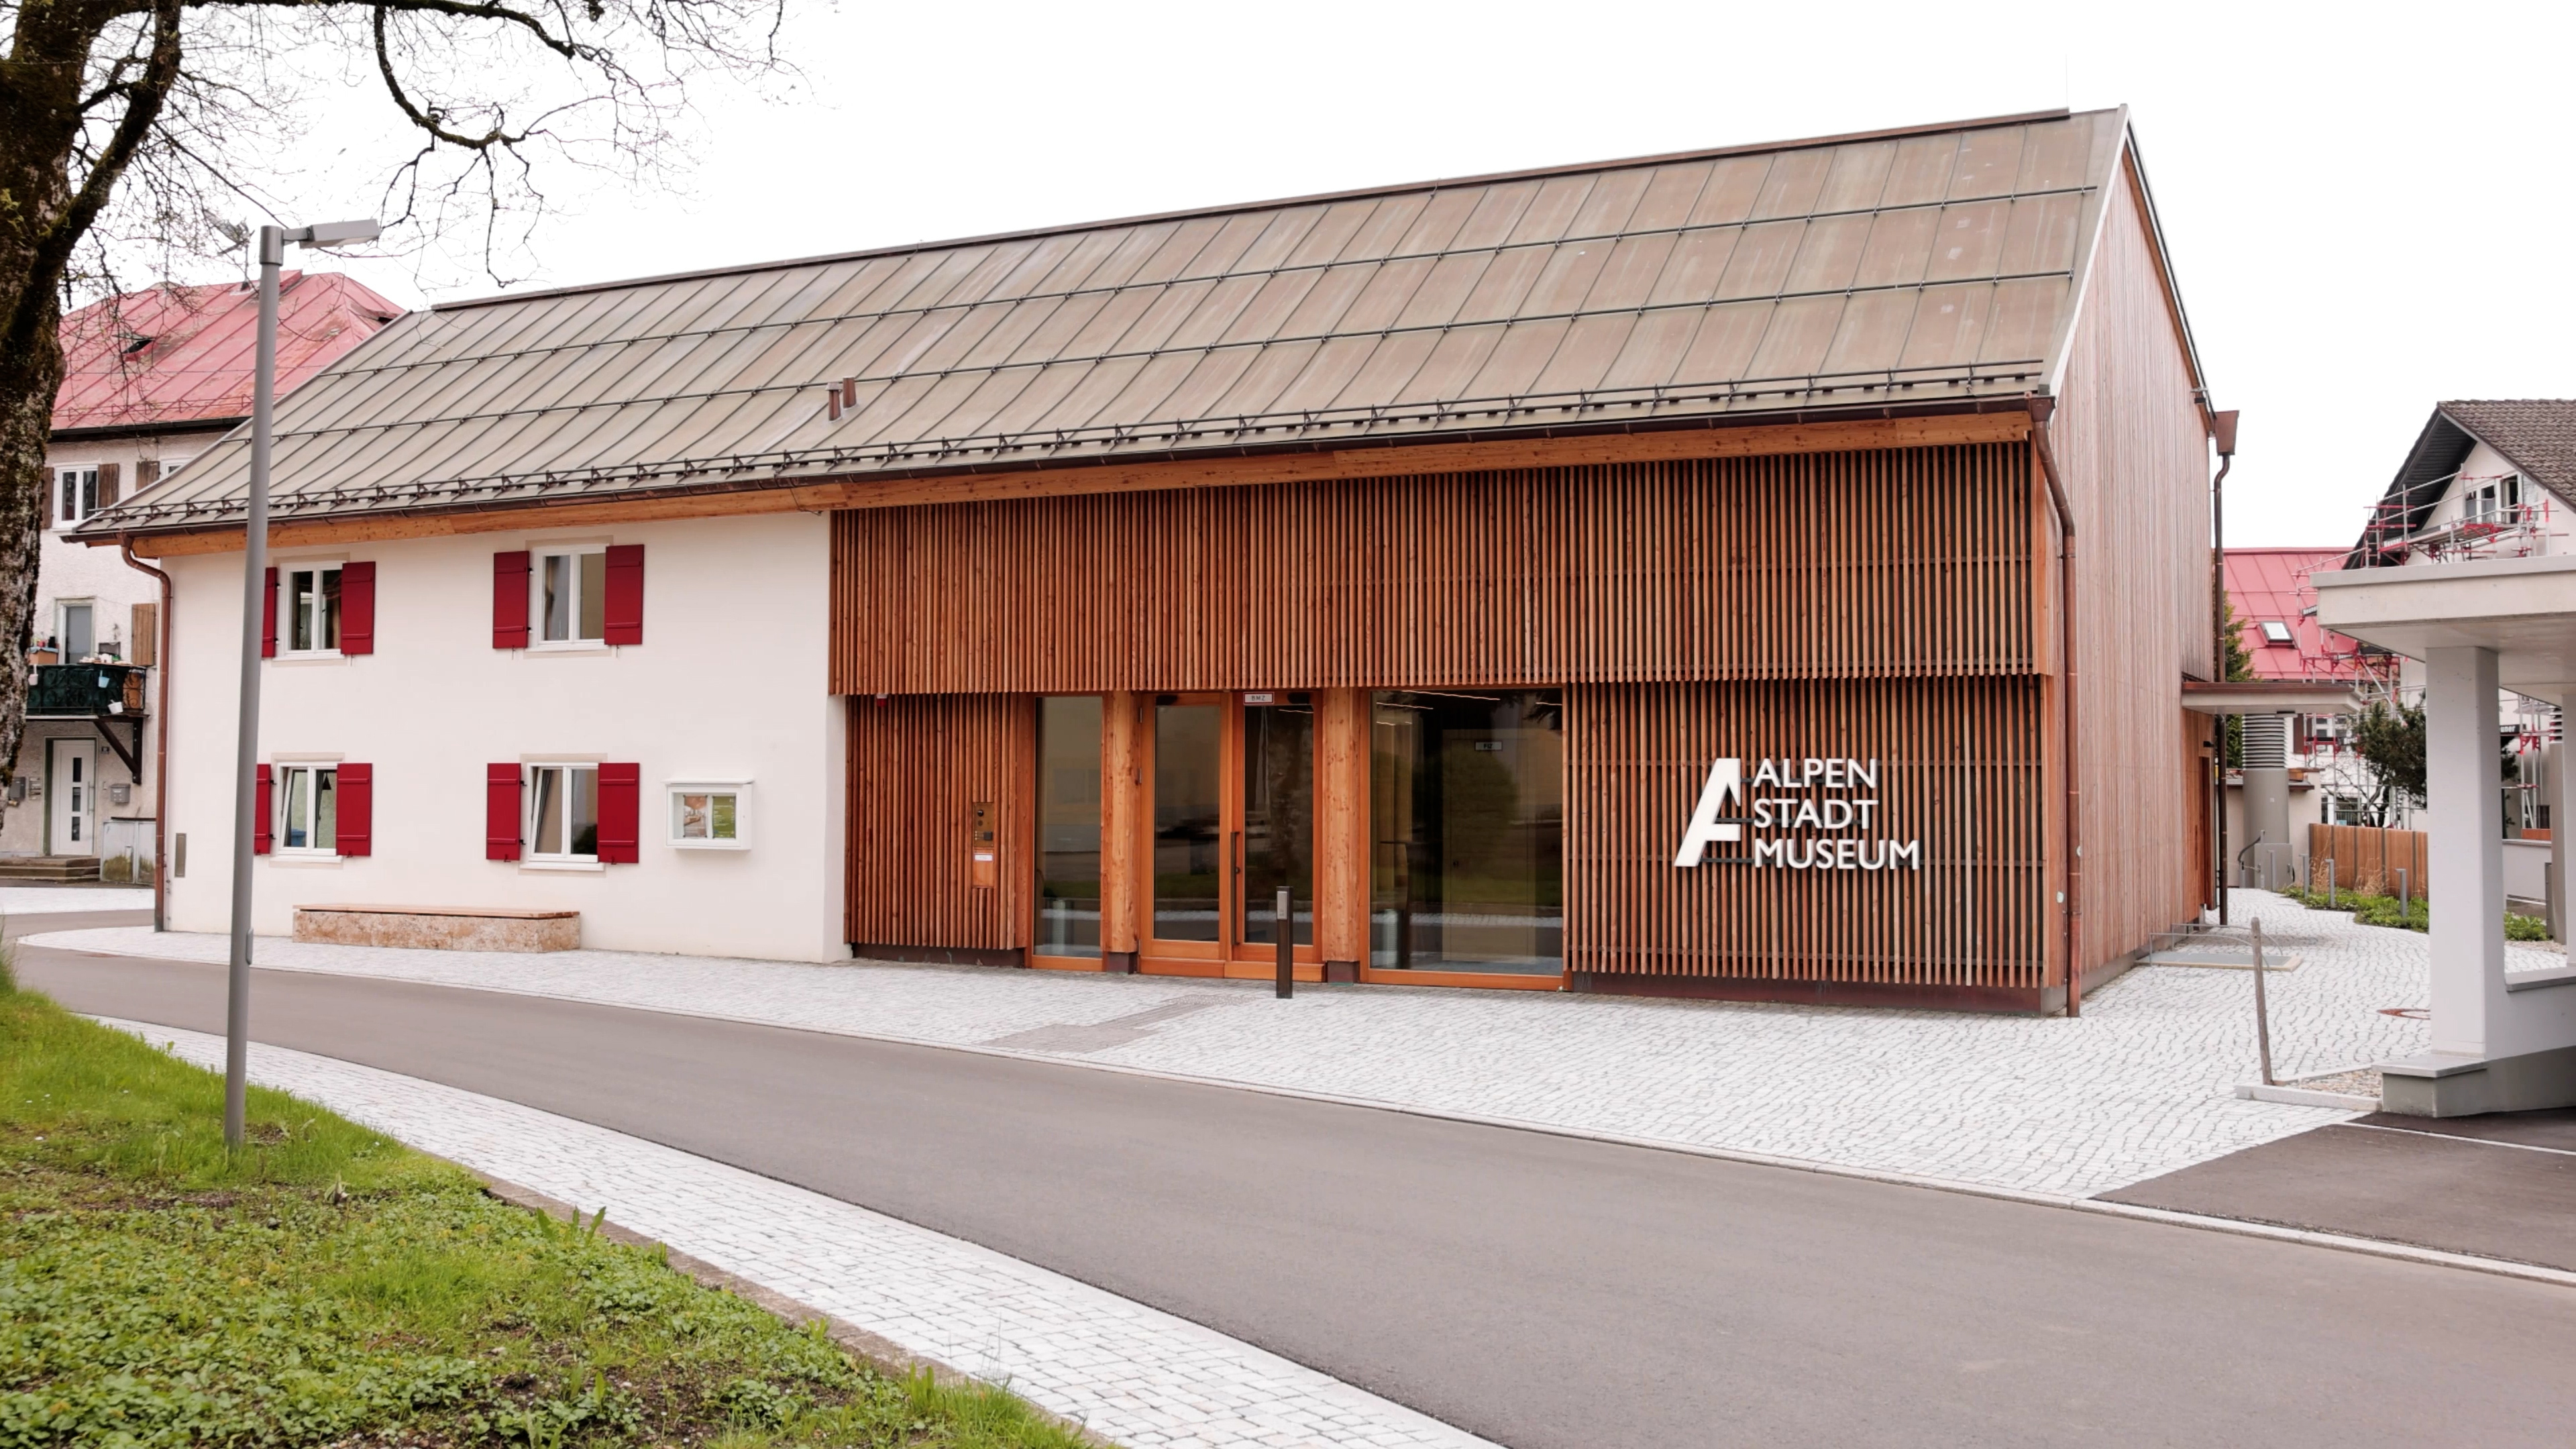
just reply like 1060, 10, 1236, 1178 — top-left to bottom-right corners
52, 273, 402, 434
2226, 547, 2362, 681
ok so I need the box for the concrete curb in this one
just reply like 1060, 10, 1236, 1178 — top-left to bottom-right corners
50, 934, 2576, 1296
462, 1168, 1121, 1448
2235, 1082, 2381, 1111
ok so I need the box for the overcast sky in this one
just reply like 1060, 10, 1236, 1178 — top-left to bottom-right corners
263, 0, 2575, 549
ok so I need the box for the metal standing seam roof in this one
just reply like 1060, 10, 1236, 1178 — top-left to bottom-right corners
2344, 400, 2576, 567
52, 274, 402, 435
78, 106, 2145, 538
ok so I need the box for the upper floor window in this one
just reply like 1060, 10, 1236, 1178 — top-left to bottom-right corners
54, 467, 98, 529
537, 547, 606, 645
282, 565, 343, 654
2259, 621, 2294, 645
54, 600, 95, 659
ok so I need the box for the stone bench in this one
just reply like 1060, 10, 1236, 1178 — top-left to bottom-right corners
294, 904, 580, 953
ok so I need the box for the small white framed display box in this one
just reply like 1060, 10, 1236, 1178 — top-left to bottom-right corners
666, 779, 749, 849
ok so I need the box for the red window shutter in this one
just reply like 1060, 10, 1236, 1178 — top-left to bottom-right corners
598, 762, 641, 863
261, 567, 278, 658
254, 764, 273, 855
337, 763, 372, 857
603, 544, 645, 645
492, 551, 531, 649
486, 763, 523, 860
339, 561, 376, 655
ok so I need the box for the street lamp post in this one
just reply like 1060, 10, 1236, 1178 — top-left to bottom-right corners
224, 218, 380, 1149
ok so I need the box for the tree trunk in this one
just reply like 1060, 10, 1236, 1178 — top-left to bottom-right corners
0, 301, 60, 837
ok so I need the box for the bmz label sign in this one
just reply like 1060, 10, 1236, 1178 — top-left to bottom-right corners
1672, 757, 1922, 871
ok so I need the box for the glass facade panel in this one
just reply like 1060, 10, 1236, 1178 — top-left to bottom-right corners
1240, 700, 1314, 945
1152, 702, 1224, 941
1371, 690, 1564, 973
1036, 696, 1104, 957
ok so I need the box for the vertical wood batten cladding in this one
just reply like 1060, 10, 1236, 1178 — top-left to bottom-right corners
1569, 680, 2045, 987
829, 445, 2037, 695
2050, 164, 2220, 966
843, 695, 1033, 950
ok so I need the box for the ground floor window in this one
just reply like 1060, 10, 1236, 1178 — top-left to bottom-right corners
278, 765, 337, 853
528, 764, 598, 859
1369, 690, 1564, 973
1036, 696, 1103, 957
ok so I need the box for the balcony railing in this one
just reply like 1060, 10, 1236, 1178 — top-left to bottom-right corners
28, 663, 148, 718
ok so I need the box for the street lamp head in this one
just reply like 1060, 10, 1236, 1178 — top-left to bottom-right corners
299, 219, 381, 250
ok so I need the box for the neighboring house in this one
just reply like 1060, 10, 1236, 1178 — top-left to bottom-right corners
2345, 402, 2573, 841
2314, 399, 2576, 1114
74, 107, 2231, 1013
2222, 547, 2400, 851
5, 274, 400, 875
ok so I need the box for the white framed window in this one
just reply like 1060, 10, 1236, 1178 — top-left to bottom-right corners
54, 466, 99, 529
277, 764, 339, 855
2259, 620, 2293, 645
158, 455, 191, 480
667, 780, 749, 849
527, 763, 600, 860
53, 599, 96, 659
280, 563, 343, 655
533, 545, 608, 646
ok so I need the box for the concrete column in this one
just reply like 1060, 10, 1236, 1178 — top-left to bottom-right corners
2425, 647, 2506, 1057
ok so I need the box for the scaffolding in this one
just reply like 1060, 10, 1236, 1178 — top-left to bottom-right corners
2359, 479, 2554, 566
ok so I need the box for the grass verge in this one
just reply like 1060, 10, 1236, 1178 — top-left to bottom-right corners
0, 984, 1097, 1448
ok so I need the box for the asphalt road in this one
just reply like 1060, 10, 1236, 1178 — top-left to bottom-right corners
2107, 1112, 2576, 1271
17, 932, 2576, 1449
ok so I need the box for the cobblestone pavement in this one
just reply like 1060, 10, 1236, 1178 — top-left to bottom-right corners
101, 1018, 1496, 1449
36, 890, 2562, 1198
1, 885, 152, 914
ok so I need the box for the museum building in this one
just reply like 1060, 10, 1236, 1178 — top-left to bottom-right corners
78, 106, 2226, 1012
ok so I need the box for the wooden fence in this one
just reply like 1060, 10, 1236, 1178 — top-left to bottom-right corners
2306, 823, 2428, 898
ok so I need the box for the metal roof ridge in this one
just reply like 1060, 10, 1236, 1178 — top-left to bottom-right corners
429, 107, 2088, 315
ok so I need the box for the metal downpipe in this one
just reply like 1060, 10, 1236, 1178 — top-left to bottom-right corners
117, 537, 172, 934
2027, 398, 2082, 1017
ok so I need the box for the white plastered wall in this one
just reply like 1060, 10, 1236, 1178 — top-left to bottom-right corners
0, 431, 212, 857
159, 511, 848, 961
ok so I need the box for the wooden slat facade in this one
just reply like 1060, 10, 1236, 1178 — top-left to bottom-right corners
830, 443, 2038, 696
844, 693, 1034, 952
1566, 679, 2047, 999
2049, 169, 2225, 967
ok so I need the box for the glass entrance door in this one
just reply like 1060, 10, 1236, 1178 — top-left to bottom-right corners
1138, 694, 1320, 978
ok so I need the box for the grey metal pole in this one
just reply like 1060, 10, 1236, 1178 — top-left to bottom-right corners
224, 225, 283, 1148
2251, 917, 2275, 1086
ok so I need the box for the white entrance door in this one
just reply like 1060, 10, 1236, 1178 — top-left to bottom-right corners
49, 739, 97, 857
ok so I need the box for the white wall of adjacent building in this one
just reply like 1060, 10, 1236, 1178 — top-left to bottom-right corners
158, 511, 849, 961
1, 431, 214, 861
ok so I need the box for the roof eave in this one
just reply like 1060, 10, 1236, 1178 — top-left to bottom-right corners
72, 392, 2048, 545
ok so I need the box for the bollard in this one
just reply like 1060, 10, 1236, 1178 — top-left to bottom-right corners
2326, 857, 2337, 910
2251, 917, 2275, 1087
1275, 887, 1293, 999
2398, 867, 2411, 921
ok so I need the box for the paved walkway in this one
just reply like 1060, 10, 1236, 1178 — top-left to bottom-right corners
1, 885, 152, 915
41, 890, 2548, 1197
101, 1018, 1494, 1449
